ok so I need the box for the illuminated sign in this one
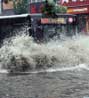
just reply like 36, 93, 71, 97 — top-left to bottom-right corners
73, 8, 88, 12
41, 18, 66, 24
68, 17, 73, 23
61, 0, 89, 6
67, 6, 89, 14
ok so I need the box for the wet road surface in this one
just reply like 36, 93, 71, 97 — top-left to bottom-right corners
0, 70, 89, 98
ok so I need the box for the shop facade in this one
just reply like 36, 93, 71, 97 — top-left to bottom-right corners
61, 0, 89, 33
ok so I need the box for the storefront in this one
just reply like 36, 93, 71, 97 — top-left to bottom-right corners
61, 0, 89, 33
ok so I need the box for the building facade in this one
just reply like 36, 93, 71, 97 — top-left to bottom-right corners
29, 0, 61, 14
61, 0, 89, 33
0, 0, 60, 15
29, 0, 46, 14
0, 0, 28, 15
0, 0, 14, 15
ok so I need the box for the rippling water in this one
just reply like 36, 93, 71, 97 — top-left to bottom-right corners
0, 68, 89, 98
0, 33, 89, 97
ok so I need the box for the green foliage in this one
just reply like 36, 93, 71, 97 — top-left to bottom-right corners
13, 0, 28, 14
42, 0, 56, 17
47, 0, 55, 6
55, 5, 67, 13
42, 0, 67, 17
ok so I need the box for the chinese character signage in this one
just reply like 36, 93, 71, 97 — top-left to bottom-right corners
41, 18, 66, 24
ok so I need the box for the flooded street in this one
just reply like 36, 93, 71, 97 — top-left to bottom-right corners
0, 34, 89, 98
0, 0, 88, 97
0, 69, 89, 98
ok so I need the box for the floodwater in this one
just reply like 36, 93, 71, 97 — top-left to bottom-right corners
0, 34, 89, 98
0, 68, 89, 98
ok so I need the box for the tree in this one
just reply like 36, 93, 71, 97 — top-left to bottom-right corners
55, 5, 67, 13
13, 0, 28, 14
42, 0, 67, 17
42, 0, 55, 17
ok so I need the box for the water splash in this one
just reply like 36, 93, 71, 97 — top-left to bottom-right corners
0, 64, 88, 74
0, 33, 89, 72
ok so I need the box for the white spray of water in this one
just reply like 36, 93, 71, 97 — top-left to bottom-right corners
0, 33, 89, 73
0, 64, 88, 74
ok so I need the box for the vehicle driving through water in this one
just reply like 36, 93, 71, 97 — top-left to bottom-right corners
1, 14, 89, 98
30, 13, 78, 42
0, 13, 78, 44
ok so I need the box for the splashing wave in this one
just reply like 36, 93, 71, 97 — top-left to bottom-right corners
0, 33, 89, 72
